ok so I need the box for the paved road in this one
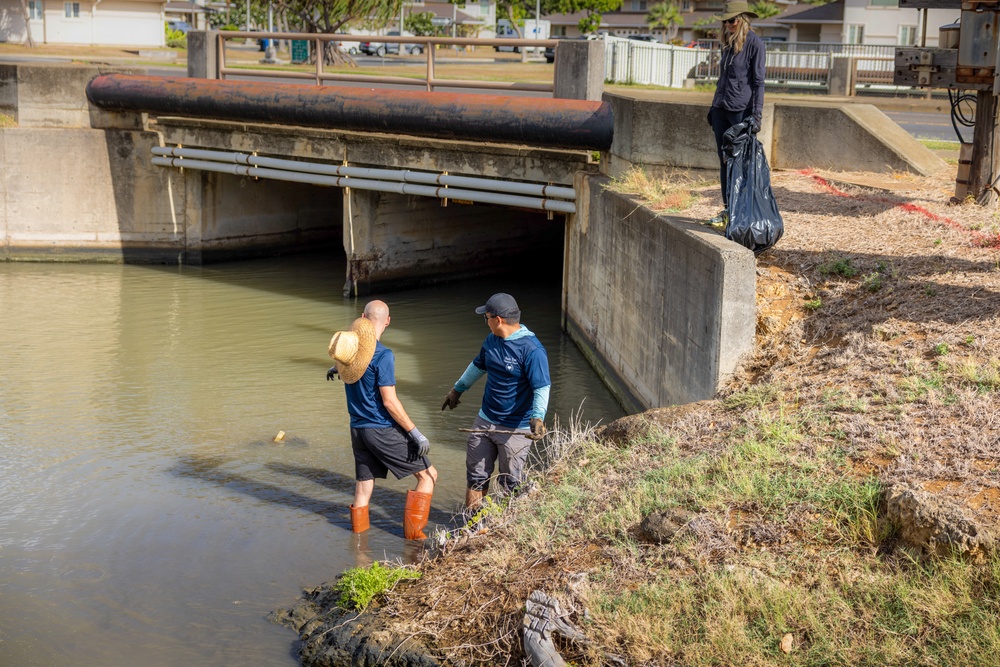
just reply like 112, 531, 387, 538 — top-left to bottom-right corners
885, 110, 965, 143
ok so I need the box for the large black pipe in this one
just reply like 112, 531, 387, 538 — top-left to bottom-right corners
86, 74, 614, 152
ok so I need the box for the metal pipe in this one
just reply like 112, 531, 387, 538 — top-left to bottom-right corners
150, 156, 577, 213
150, 146, 576, 200
87, 74, 614, 151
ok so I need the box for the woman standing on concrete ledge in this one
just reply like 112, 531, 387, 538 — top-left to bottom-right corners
705, 0, 765, 229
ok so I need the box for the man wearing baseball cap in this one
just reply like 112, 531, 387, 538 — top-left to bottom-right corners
441, 293, 551, 511
328, 299, 437, 540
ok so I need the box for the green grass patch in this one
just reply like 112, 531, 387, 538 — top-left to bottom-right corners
336, 561, 420, 611
0, 113, 15, 128
818, 256, 859, 278
919, 138, 961, 151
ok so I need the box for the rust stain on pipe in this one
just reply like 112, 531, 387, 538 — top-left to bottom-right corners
86, 74, 613, 151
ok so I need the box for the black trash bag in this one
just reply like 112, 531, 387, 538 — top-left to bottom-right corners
722, 121, 784, 255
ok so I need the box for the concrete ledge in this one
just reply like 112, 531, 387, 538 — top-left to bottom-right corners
0, 63, 145, 129
603, 91, 947, 178
565, 175, 756, 410
772, 102, 946, 176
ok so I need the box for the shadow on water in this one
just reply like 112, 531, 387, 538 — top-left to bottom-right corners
170, 454, 457, 538
266, 461, 457, 528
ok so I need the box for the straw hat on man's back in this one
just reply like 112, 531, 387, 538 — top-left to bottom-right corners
328, 317, 376, 384
713, 0, 759, 21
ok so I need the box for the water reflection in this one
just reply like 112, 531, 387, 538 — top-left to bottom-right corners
0, 255, 624, 666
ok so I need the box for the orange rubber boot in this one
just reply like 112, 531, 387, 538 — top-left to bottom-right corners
350, 504, 369, 533
403, 490, 432, 540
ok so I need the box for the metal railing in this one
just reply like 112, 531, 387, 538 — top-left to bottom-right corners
605, 38, 906, 94
215, 31, 557, 93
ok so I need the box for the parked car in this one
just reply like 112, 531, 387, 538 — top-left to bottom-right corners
627, 34, 658, 43
166, 20, 191, 34
359, 31, 423, 57
335, 40, 360, 55
543, 34, 599, 64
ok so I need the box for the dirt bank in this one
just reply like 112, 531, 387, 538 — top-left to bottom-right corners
274, 165, 1000, 666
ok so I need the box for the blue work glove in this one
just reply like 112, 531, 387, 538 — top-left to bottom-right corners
747, 116, 761, 134
326, 366, 339, 381
408, 427, 430, 458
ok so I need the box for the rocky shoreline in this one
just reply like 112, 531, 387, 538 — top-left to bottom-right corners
269, 583, 441, 667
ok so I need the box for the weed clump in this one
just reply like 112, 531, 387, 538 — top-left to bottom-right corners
336, 561, 420, 611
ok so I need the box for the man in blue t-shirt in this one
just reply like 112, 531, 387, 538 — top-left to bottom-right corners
328, 300, 437, 540
441, 293, 550, 511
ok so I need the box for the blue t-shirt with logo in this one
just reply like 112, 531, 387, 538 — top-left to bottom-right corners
344, 341, 395, 429
470, 327, 550, 429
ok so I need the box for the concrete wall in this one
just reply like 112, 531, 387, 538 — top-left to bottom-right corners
1, 126, 179, 261
0, 63, 341, 263
603, 91, 946, 178
770, 102, 946, 174
565, 175, 757, 412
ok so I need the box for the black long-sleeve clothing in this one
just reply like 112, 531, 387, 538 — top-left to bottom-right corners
710, 31, 766, 121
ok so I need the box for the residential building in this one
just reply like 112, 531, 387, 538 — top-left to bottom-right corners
0, 0, 166, 46
778, 0, 956, 45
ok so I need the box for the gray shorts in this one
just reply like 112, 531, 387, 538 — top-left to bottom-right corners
465, 415, 533, 493
351, 425, 431, 481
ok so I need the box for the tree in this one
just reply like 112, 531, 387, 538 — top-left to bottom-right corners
750, 1, 780, 19
546, 0, 623, 35
498, 0, 622, 37
646, 1, 682, 42
404, 11, 437, 36
18, 0, 35, 48
270, 0, 404, 63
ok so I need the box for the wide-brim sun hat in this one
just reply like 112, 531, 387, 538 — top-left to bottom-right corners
714, 0, 758, 21
328, 317, 377, 384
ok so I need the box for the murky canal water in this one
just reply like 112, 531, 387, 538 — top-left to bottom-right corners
0, 255, 624, 666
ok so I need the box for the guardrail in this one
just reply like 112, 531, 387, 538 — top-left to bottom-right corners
605, 38, 902, 94
215, 31, 558, 93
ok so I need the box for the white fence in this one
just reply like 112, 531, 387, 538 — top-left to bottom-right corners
603, 37, 901, 92
604, 37, 709, 89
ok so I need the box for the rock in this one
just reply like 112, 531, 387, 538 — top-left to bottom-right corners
885, 482, 994, 561
599, 402, 711, 446
268, 585, 441, 667
638, 508, 696, 544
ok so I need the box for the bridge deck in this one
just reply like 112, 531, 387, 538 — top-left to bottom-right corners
152, 117, 594, 187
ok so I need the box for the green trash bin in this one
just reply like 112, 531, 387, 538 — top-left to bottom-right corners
291, 40, 309, 64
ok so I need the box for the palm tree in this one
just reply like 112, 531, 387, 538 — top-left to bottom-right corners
646, 1, 683, 43
750, 1, 781, 20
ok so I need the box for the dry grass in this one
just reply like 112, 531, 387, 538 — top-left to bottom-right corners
375, 163, 1000, 666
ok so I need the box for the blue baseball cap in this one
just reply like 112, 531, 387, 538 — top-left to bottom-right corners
475, 293, 520, 318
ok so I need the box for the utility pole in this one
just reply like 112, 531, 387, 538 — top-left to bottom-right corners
969, 91, 1000, 207
895, 0, 999, 208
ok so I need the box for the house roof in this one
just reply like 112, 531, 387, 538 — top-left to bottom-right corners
776, 0, 844, 24
420, 2, 480, 25
545, 6, 810, 30
166, 1, 216, 14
